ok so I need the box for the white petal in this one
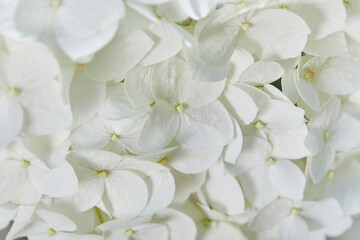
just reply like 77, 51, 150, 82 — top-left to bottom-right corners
124, 65, 154, 107
310, 143, 335, 184
177, 101, 233, 150
55, 232, 103, 240
117, 160, 175, 216
269, 160, 305, 201
29, 161, 79, 198
132, 223, 169, 240
258, 100, 305, 129
325, 160, 360, 215
297, 199, 343, 230
237, 9, 310, 60
99, 82, 150, 120
141, 22, 182, 66
36, 209, 76, 232
288, 0, 346, 40
202, 174, 245, 215
227, 48, 254, 84
177, 0, 214, 20
268, 126, 308, 159
14, 0, 53, 36
167, 146, 222, 174
171, 170, 206, 206
23, 130, 70, 169
239, 61, 284, 86
304, 31, 348, 57
20, 80, 72, 136
84, 26, 154, 82
249, 199, 292, 231
328, 112, 360, 151
307, 97, 341, 130
70, 69, 106, 127
222, 116, 243, 164
235, 137, 272, 172
304, 128, 324, 156
0, 99, 23, 148
151, 57, 190, 106
103, 170, 148, 220
279, 215, 309, 240
221, 84, 258, 125
56, 0, 123, 37
138, 101, 180, 152
315, 50, 360, 95
155, 208, 197, 240
6, 46, 59, 86
240, 165, 278, 208
55, 21, 119, 61
0, 160, 27, 204
62, 166, 104, 212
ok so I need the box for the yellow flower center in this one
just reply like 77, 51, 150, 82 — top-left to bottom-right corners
323, 130, 331, 139
254, 120, 265, 129
48, 229, 56, 236
157, 157, 168, 166
50, 0, 62, 9
240, 21, 251, 31
97, 170, 109, 179
266, 157, 275, 165
303, 68, 316, 82
290, 207, 301, 215
327, 170, 335, 179
6, 87, 20, 97
110, 133, 120, 141
21, 159, 30, 167
125, 228, 135, 237
343, 0, 351, 8
175, 104, 185, 113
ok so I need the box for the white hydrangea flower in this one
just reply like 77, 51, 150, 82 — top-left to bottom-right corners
14, 0, 125, 61
249, 198, 343, 240
0, 45, 72, 148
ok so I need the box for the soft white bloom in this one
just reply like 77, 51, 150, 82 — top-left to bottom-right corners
138, 57, 233, 151
235, 136, 305, 208
236, 8, 311, 60
16, 209, 102, 240
0, 142, 78, 204
62, 150, 175, 220
250, 198, 343, 240
295, 49, 360, 110
0, 46, 72, 148
305, 98, 360, 183
14, 0, 124, 61
101, 208, 197, 240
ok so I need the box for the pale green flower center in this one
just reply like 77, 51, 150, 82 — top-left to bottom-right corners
48, 228, 56, 236
323, 130, 331, 139
327, 170, 335, 179
6, 87, 20, 97
303, 67, 316, 82
266, 157, 275, 165
290, 207, 301, 215
157, 157, 167, 166
241, 21, 251, 31
254, 120, 265, 129
21, 159, 30, 167
343, 0, 351, 8
97, 170, 109, 179
175, 104, 185, 113
50, 0, 62, 9
202, 218, 213, 228
110, 133, 120, 141
125, 228, 135, 237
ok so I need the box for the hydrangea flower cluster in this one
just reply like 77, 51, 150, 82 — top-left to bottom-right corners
0, 0, 360, 239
